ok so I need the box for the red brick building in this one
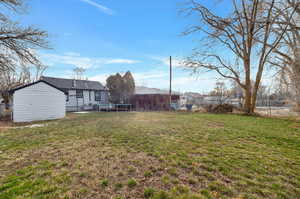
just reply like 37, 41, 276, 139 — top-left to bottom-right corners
132, 94, 180, 111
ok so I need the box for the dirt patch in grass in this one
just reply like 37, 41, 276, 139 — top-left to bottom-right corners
0, 116, 13, 130
0, 114, 67, 131
289, 122, 300, 129
64, 113, 79, 120
206, 121, 224, 128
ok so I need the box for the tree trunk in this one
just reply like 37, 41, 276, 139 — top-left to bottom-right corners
289, 43, 300, 111
243, 59, 253, 114
244, 87, 252, 114
250, 92, 257, 113
251, 74, 263, 113
293, 75, 300, 111
292, 63, 300, 111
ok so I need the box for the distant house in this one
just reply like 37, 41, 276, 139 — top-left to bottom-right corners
41, 76, 109, 112
132, 86, 180, 111
181, 92, 205, 106
202, 96, 220, 105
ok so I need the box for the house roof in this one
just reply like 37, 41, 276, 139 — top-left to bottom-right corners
135, 86, 180, 95
10, 80, 66, 94
40, 76, 107, 91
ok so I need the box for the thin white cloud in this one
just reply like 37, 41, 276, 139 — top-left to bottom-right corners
47, 70, 74, 79
89, 70, 214, 93
105, 59, 139, 64
79, 0, 114, 15
132, 72, 216, 93
151, 56, 184, 68
40, 52, 139, 69
89, 71, 168, 86
89, 74, 110, 84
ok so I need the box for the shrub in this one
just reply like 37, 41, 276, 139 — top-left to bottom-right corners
204, 104, 234, 113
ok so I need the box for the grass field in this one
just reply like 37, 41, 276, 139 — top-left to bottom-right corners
0, 112, 299, 199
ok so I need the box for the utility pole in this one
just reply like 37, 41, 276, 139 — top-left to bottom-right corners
169, 56, 172, 111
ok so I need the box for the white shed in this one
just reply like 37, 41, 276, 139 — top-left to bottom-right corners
11, 80, 66, 123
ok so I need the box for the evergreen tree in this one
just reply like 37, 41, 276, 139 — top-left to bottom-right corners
106, 73, 123, 104
123, 71, 135, 103
106, 71, 135, 104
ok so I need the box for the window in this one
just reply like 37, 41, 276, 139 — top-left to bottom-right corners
89, 91, 91, 101
66, 91, 69, 102
95, 91, 101, 101
76, 90, 83, 98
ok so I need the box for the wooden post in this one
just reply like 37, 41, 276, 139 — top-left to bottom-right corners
169, 56, 172, 111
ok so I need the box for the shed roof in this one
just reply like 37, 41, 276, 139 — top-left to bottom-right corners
10, 80, 66, 94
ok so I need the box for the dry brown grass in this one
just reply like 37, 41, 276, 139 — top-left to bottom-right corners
2, 136, 202, 199
1, 112, 300, 199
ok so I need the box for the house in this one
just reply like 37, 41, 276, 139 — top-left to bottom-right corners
41, 76, 109, 112
132, 86, 180, 111
181, 92, 205, 106
10, 80, 66, 122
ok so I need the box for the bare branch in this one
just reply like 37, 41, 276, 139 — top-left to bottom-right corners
182, 0, 297, 113
0, 0, 49, 72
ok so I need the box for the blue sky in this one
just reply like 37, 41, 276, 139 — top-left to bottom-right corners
17, 0, 232, 93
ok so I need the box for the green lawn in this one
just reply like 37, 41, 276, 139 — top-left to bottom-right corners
0, 112, 299, 199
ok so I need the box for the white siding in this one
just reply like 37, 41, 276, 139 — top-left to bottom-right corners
66, 90, 76, 107
66, 90, 109, 112
13, 82, 66, 122
83, 90, 92, 105
101, 91, 108, 103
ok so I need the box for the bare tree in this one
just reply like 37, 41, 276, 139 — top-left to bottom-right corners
256, 84, 269, 106
73, 67, 86, 80
183, 0, 298, 114
0, 63, 47, 105
0, 64, 29, 104
210, 81, 230, 105
0, 0, 49, 72
268, 0, 300, 110
0, 0, 49, 108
